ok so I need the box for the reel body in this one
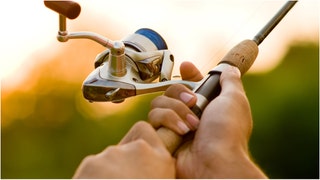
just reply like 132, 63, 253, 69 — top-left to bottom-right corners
84, 28, 176, 103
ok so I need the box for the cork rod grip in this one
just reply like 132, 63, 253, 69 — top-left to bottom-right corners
156, 40, 259, 154
219, 39, 259, 75
44, 0, 81, 19
157, 127, 183, 154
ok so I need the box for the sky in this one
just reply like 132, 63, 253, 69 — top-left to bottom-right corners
0, 0, 318, 88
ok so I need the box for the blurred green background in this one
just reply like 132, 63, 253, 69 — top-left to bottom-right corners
1, 40, 318, 179
244, 42, 319, 178
1, 0, 319, 178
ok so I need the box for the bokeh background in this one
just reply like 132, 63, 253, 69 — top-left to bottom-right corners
1, 0, 319, 178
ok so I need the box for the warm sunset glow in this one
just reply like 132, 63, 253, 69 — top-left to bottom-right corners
1, 0, 318, 88
1, 2, 318, 178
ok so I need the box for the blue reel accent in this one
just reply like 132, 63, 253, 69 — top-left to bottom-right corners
135, 28, 168, 50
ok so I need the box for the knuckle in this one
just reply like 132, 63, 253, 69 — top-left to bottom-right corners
130, 139, 152, 154
165, 84, 190, 97
149, 108, 176, 121
161, 108, 177, 121
134, 139, 149, 148
148, 107, 163, 120
150, 95, 167, 108
80, 154, 97, 166
151, 95, 186, 110
134, 121, 152, 131
97, 145, 120, 158
170, 99, 185, 109
127, 121, 153, 140
147, 109, 156, 121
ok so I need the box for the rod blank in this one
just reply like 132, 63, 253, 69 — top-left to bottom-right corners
253, 1, 297, 45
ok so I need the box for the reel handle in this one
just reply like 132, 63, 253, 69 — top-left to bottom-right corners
44, 0, 81, 19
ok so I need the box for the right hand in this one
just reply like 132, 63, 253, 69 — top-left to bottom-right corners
148, 61, 267, 178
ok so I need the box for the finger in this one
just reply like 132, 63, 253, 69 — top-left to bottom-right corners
219, 65, 253, 138
198, 65, 252, 143
148, 108, 190, 135
219, 65, 245, 98
164, 84, 197, 108
202, 65, 248, 122
180, 61, 203, 81
151, 95, 199, 130
118, 121, 168, 153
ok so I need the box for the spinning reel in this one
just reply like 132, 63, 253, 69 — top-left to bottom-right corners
44, 1, 197, 103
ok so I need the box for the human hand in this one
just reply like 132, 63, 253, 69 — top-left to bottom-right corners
148, 61, 267, 178
73, 121, 175, 179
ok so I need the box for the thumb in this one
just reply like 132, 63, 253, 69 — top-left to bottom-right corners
180, 61, 203, 81
196, 65, 251, 145
118, 121, 167, 152
219, 65, 244, 97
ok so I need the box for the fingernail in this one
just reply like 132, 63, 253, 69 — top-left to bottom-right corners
230, 66, 241, 78
177, 121, 190, 134
180, 92, 194, 104
186, 114, 200, 129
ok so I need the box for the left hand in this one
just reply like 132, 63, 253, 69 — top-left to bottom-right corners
73, 121, 175, 179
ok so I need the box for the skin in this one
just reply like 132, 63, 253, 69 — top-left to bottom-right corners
73, 121, 175, 179
149, 61, 267, 178
73, 61, 267, 179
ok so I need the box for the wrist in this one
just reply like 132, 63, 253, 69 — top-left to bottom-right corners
229, 150, 267, 179
202, 146, 267, 179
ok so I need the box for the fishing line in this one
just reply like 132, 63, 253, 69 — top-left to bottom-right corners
198, 1, 275, 74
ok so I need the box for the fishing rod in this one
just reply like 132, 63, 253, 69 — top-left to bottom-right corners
157, 0, 297, 153
192, 1, 298, 119
44, 0, 297, 153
